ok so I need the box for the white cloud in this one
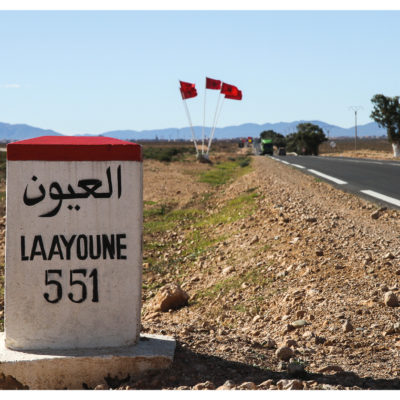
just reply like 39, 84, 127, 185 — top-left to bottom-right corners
1, 84, 22, 89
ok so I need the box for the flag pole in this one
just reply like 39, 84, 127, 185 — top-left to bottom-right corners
201, 79, 207, 155
206, 95, 225, 156
206, 90, 222, 155
181, 94, 199, 156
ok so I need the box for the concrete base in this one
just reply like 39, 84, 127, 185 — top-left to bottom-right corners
0, 333, 175, 389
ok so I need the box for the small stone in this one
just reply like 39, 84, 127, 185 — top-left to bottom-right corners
252, 315, 261, 323
291, 319, 308, 328
193, 381, 215, 390
384, 252, 395, 260
94, 384, 108, 390
384, 291, 399, 307
258, 379, 274, 389
237, 382, 257, 390
342, 320, 354, 332
249, 235, 259, 245
288, 362, 305, 377
371, 210, 380, 219
222, 266, 234, 276
296, 310, 306, 319
286, 379, 304, 390
381, 285, 389, 292
216, 380, 236, 390
284, 339, 297, 348
335, 264, 345, 270
276, 361, 286, 371
276, 379, 290, 390
276, 346, 294, 361
262, 337, 276, 348
314, 335, 326, 344
151, 283, 189, 312
306, 217, 317, 223
318, 365, 344, 373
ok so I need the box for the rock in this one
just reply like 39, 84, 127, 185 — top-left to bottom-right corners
284, 339, 297, 348
275, 346, 294, 361
315, 250, 324, 257
258, 379, 274, 389
216, 380, 236, 390
277, 379, 303, 390
318, 365, 344, 373
314, 335, 326, 344
262, 337, 276, 348
249, 235, 259, 245
291, 319, 308, 328
276, 379, 290, 390
305, 217, 317, 223
151, 283, 189, 312
237, 382, 257, 390
222, 266, 234, 276
296, 310, 306, 319
384, 252, 395, 260
288, 362, 306, 377
371, 210, 380, 219
94, 384, 108, 390
384, 291, 399, 307
342, 320, 354, 332
278, 361, 288, 371
177, 386, 190, 390
286, 380, 304, 390
193, 381, 215, 390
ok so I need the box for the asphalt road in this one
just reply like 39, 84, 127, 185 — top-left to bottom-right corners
269, 154, 400, 210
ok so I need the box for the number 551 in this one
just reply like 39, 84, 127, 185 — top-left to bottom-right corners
44, 268, 99, 304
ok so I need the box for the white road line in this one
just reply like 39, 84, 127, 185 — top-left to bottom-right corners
321, 157, 385, 165
360, 190, 400, 207
307, 169, 347, 185
272, 157, 290, 165
291, 164, 305, 169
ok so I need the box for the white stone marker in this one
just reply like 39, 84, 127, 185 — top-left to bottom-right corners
0, 136, 175, 389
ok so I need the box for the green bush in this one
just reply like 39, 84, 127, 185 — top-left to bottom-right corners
143, 146, 195, 162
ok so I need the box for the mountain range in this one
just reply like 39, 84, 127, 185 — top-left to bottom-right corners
0, 120, 387, 142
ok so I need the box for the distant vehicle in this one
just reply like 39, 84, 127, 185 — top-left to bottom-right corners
261, 138, 273, 155
278, 147, 286, 156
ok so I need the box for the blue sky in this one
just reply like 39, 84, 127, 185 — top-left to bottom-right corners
1, 10, 400, 135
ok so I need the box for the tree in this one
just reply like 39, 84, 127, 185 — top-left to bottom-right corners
259, 130, 286, 147
370, 94, 400, 157
286, 123, 327, 155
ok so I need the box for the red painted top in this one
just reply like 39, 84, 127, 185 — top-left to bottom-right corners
7, 136, 142, 161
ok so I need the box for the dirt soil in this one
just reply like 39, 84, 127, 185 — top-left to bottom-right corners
321, 149, 397, 161
129, 153, 400, 390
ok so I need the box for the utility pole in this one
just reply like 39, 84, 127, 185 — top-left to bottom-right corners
349, 106, 363, 151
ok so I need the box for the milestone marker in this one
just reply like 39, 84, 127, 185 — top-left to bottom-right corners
0, 136, 175, 389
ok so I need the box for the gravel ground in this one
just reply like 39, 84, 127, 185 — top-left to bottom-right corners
132, 155, 400, 390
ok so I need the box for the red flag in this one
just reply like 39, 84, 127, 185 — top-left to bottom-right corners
180, 80, 195, 90
221, 82, 239, 96
225, 90, 242, 100
179, 81, 197, 99
206, 77, 221, 90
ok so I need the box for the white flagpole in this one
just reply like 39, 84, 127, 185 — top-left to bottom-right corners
206, 90, 222, 155
201, 79, 207, 155
181, 94, 199, 156
206, 95, 225, 155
